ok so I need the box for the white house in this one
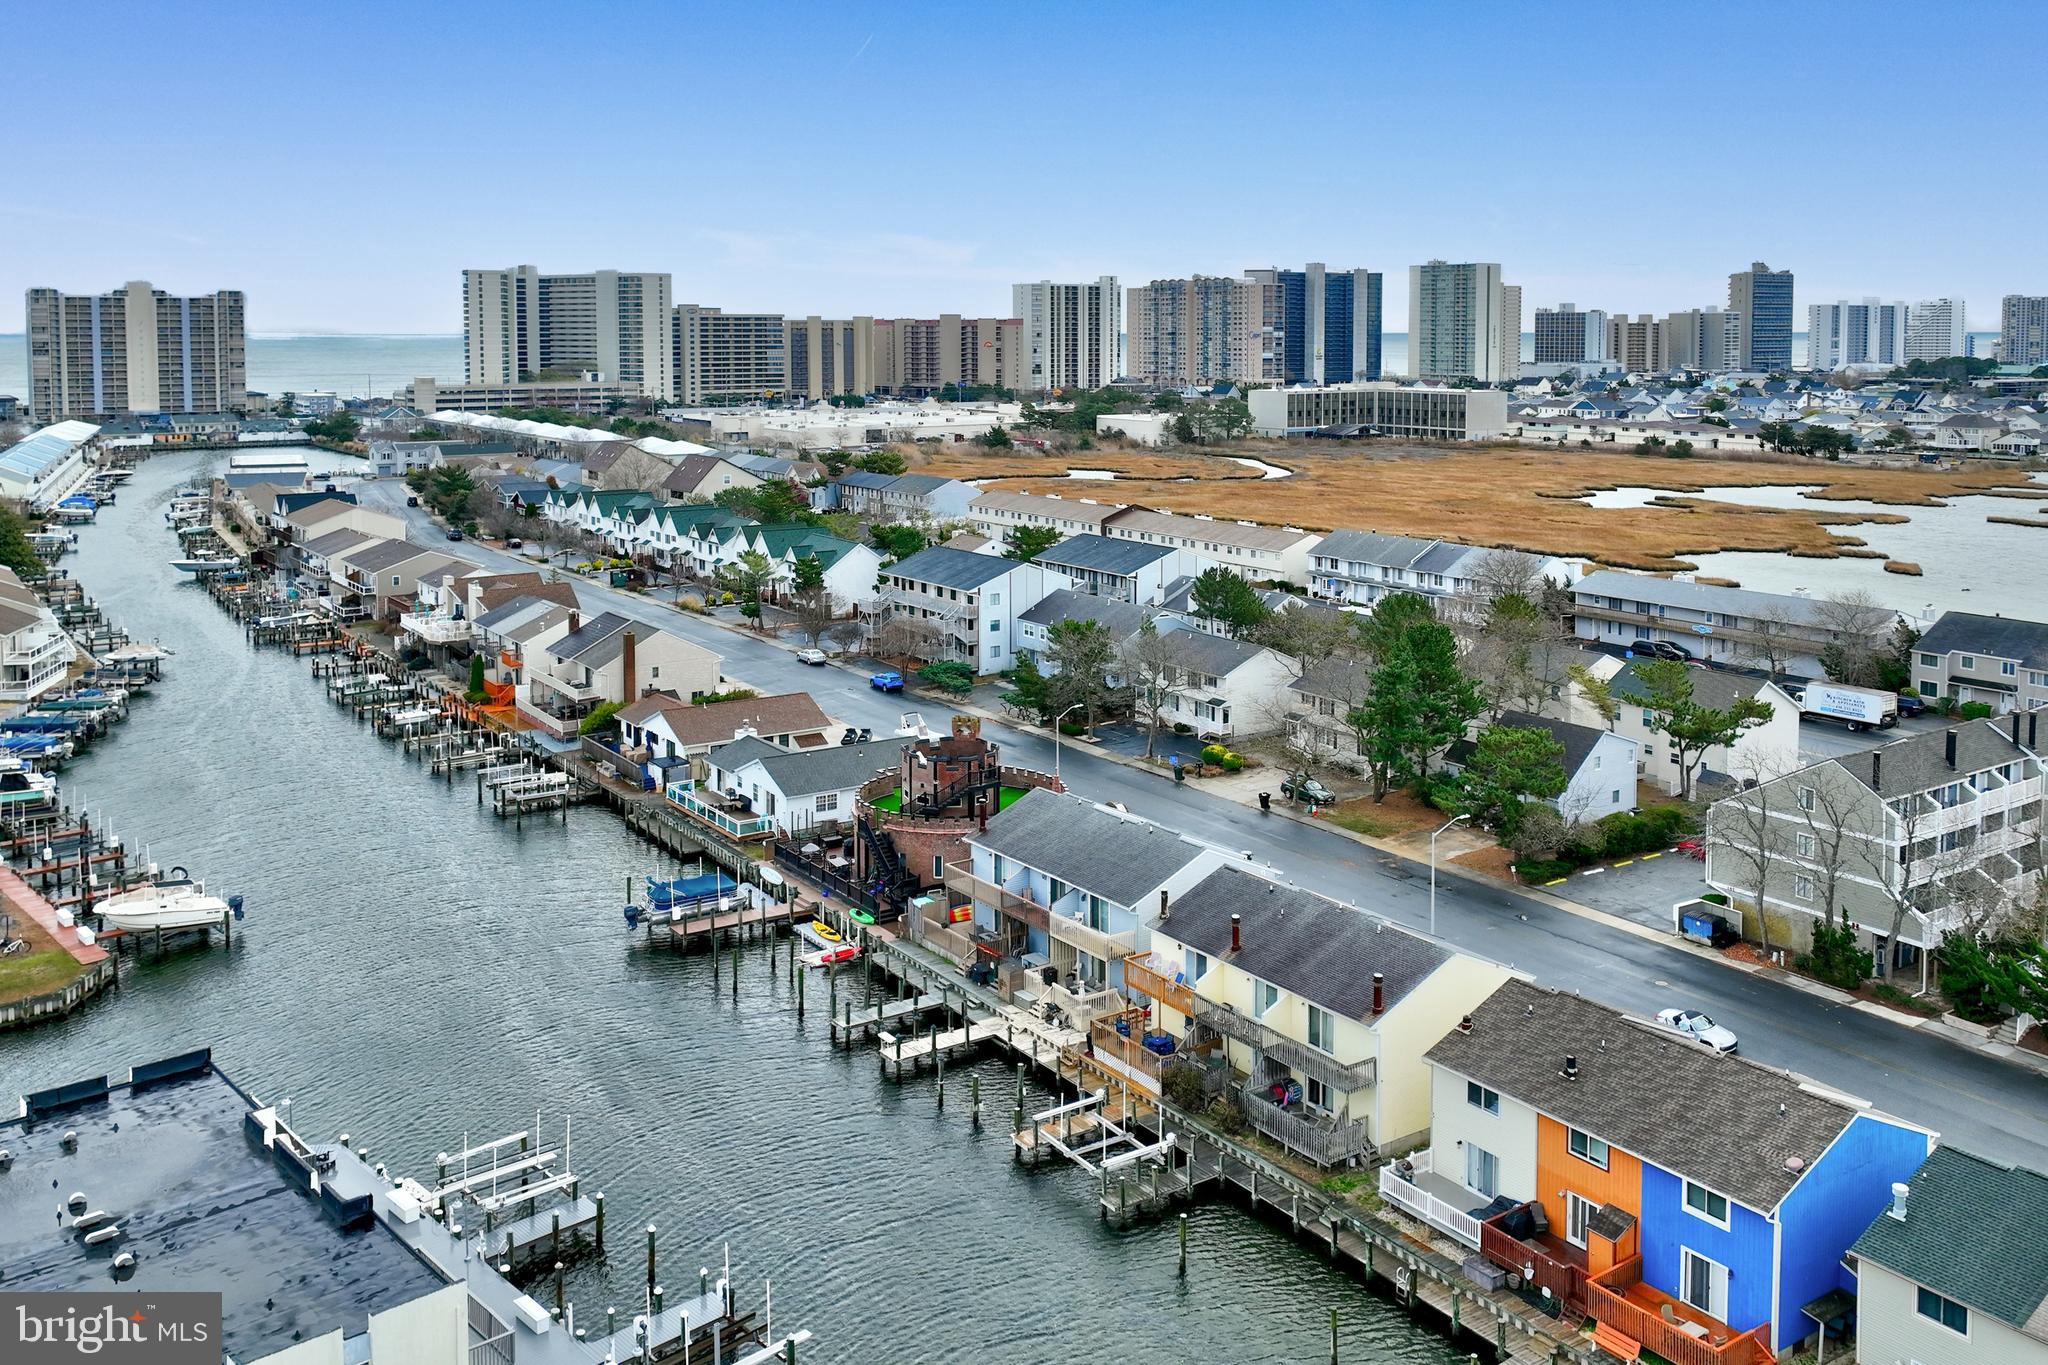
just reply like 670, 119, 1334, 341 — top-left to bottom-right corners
695, 735, 905, 837
1034, 533, 1204, 605
1443, 709, 1639, 823
1101, 508, 1319, 587
1600, 659, 1802, 795
968, 490, 1124, 543
864, 545, 1070, 674
0, 568, 76, 702
1307, 530, 1582, 621
517, 610, 723, 737
1571, 569, 1896, 678
1150, 631, 1299, 740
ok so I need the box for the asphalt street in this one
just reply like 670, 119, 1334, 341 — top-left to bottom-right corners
362, 481, 2048, 1165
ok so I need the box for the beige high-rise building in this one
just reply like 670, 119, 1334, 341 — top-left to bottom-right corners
672, 305, 787, 404
26, 281, 246, 422
871, 315, 1024, 395
1127, 275, 1265, 385
1499, 284, 1522, 378
1607, 314, 1667, 374
462, 265, 672, 400
1661, 307, 1743, 373
784, 317, 875, 400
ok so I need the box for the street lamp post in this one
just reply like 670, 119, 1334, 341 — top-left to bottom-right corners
1429, 814, 1471, 938
1051, 704, 1085, 784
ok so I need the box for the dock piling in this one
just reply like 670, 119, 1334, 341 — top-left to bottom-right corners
1330, 1308, 1339, 1364
646, 1224, 657, 1293
1178, 1213, 1188, 1276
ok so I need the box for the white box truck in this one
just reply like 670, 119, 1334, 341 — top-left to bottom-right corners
1796, 683, 1899, 731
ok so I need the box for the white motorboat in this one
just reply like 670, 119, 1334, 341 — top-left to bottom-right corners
170, 557, 239, 575
92, 872, 241, 933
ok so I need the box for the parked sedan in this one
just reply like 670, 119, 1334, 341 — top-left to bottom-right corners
1655, 1007, 1738, 1054
795, 648, 827, 666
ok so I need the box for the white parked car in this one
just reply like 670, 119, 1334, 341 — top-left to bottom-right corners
794, 648, 827, 666
1656, 1007, 1738, 1055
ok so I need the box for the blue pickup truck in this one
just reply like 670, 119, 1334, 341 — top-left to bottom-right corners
869, 670, 904, 693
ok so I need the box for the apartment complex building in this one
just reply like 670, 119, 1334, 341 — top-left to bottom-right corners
784, 316, 875, 400
1569, 569, 1887, 676
1706, 708, 2048, 973
2002, 295, 2048, 367
671, 305, 787, 403
1607, 315, 1666, 374
1903, 298, 1968, 362
863, 545, 1069, 673
1125, 264, 1382, 387
1911, 612, 2048, 713
1728, 261, 1794, 370
1532, 303, 1610, 365
1808, 298, 1909, 371
1013, 278, 1120, 391
1246, 382, 1510, 441
401, 375, 631, 416
1408, 261, 1510, 382
1661, 307, 1744, 373
461, 265, 673, 399
1499, 283, 1521, 379
871, 314, 1024, 394
26, 281, 246, 421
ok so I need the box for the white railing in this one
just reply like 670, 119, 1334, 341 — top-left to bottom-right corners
1378, 1152, 1482, 1249
399, 613, 474, 644
1047, 913, 1138, 963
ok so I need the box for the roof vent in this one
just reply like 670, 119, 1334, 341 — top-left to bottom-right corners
1525, 1004, 1535, 1018
1561, 1055, 1580, 1082
1230, 913, 1241, 953
1457, 1014, 1474, 1034
1888, 1181, 1909, 1220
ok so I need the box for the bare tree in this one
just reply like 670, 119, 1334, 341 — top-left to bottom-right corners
1276, 657, 1374, 776
1466, 548, 1548, 604
786, 587, 840, 648
1117, 618, 1197, 759
1739, 602, 1810, 678
1813, 590, 1900, 688
1706, 764, 1786, 960
825, 618, 865, 657
874, 613, 947, 665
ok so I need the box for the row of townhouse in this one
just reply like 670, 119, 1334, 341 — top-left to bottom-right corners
1308, 529, 1583, 621
0, 565, 76, 703
921, 782, 2043, 1365
965, 491, 1321, 584
1911, 611, 2048, 713
1569, 569, 1902, 678
1706, 705, 2048, 981
823, 471, 977, 523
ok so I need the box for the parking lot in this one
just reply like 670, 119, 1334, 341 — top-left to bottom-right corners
1539, 845, 1709, 932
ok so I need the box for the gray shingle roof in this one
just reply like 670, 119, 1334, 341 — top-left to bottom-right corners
1609, 659, 1781, 711
1169, 629, 1273, 678
1018, 589, 1153, 640
1850, 1147, 2048, 1334
970, 789, 1206, 907
1828, 706, 2047, 798
887, 545, 1021, 591
1574, 570, 1860, 629
706, 735, 904, 798
340, 539, 437, 573
1036, 533, 1175, 577
1426, 979, 1894, 1211
1917, 612, 2048, 670
1445, 709, 1610, 778
1159, 865, 1454, 1020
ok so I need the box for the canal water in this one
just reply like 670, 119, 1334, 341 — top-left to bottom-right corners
1, 452, 1469, 1365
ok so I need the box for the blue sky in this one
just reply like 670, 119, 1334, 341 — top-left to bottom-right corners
6, 0, 2040, 334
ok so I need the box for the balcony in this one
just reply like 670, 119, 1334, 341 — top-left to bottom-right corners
1236, 1083, 1374, 1167
1582, 1257, 1774, 1365
1479, 1204, 1585, 1306
399, 612, 474, 644
1377, 1150, 1483, 1249
941, 862, 1050, 931
1121, 952, 1195, 1015
664, 782, 775, 840
1190, 997, 1377, 1091
1047, 911, 1137, 962
1088, 1012, 1170, 1092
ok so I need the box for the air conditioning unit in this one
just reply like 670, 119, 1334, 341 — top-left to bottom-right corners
512, 1295, 552, 1334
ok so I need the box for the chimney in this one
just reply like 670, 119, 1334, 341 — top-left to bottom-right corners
1230, 913, 1241, 953
1888, 1181, 1910, 1221
1871, 750, 1881, 789
2032, 712, 2039, 751
1945, 730, 1957, 769
1158, 889, 1170, 923
1371, 972, 1385, 1015
622, 629, 638, 701
976, 795, 988, 833
2014, 712, 2024, 749
1561, 1055, 1580, 1082
568, 610, 581, 635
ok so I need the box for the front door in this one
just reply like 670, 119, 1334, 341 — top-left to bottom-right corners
1681, 1249, 1729, 1320
1565, 1192, 1596, 1248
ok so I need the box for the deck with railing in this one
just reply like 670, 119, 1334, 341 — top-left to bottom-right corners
1191, 997, 1377, 1091
941, 861, 1050, 931
1478, 1205, 1585, 1307
1583, 1257, 1775, 1365
1236, 1083, 1374, 1167
1121, 952, 1195, 1015
1377, 1151, 1482, 1249
665, 782, 775, 840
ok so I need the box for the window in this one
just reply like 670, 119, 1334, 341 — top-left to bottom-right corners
1467, 1082, 1500, 1114
989, 592, 1000, 606
1186, 950, 1209, 982
1304, 1076, 1332, 1113
1961, 654, 1976, 669
989, 619, 1000, 632
1918, 651, 1938, 667
1796, 832, 1816, 858
991, 853, 1006, 885
2003, 661, 2017, 677
1253, 980, 1279, 1019
1466, 1144, 1499, 1197
1567, 1127, 1609, 1169
1307, 1005, 1335, 1053
815, 792, 839, 813
1917, 1288, 1968, 1335
1683, 1181, 1730, 1227
932, 854, 943, 880
1797, 785, 1816, 812
1047, 878, 1067, 905
1795, 874, 1815, 899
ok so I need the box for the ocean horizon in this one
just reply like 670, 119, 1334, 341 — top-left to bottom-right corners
0, 329, 2002, 406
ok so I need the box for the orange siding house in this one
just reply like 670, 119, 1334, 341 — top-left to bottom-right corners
1535, 1114, 1641, 1275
